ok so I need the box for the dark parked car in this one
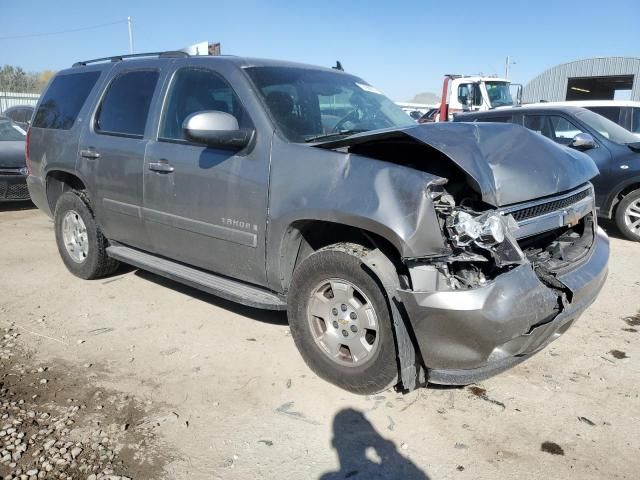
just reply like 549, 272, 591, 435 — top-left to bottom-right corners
521, 101, 640, 137
2, 105, 35, 130
27, 52, 608, 394
0, 117, 29, 202
456, 106, 640, 241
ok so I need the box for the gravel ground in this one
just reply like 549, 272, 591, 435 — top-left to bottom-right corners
0, 323, 167, 480
0, 204, 639, 479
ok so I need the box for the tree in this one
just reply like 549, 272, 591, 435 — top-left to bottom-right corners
0, 65, 53, 93
407, 92, 440, 105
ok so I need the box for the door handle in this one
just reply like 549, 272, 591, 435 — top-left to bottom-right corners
80, 148, 100, 159
148, 160, 175, 173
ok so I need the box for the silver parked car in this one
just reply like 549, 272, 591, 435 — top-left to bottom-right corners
26, 52, 608, 394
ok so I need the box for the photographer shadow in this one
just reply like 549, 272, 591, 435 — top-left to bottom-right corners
320, 408, 429, 480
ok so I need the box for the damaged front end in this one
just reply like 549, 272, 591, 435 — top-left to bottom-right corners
310, 122, 607, 387
398, 183, 609, 385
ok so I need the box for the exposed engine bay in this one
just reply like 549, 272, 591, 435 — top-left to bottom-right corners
407, 182, 596, 295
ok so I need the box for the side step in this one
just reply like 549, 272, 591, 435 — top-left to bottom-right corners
106, 245, 287, 310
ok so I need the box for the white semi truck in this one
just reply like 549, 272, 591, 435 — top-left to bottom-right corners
437, 74, 521, 121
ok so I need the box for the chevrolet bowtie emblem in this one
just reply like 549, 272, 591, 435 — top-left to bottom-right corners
563, 207, 581, 227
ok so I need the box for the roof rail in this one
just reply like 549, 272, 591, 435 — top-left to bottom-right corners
72, 51, 189, 68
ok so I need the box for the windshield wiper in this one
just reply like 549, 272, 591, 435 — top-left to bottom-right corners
304, 129, 369, 143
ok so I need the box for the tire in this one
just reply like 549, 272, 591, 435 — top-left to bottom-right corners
615, 189, 640, 242
288, 243, 398, 395
54, 191, 120, 279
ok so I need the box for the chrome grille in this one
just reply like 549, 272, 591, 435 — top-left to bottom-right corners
501, 185, 594, 239
509, 188, 591, 222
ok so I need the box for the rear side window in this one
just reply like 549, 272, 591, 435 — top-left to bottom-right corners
96, 70, 159, 137
524, 115, 547, 135
588, 106, 620, 124
32, 71, 100, 130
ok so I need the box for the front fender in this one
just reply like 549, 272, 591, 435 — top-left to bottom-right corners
265, 141, 448, 291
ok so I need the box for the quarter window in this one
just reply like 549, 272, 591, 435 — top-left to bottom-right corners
32, 71, 100, 130
160, 68, 250, 141
96, 70, 159, 137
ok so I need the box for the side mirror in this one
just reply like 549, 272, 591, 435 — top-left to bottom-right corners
183, 111, 254, 150
570, 132, 596, 151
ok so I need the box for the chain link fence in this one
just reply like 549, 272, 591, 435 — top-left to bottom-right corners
1, 91, 40, 112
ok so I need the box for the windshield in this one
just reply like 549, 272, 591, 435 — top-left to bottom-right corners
245, 66, 414, 142
485, 82, 514, 108
0, 120, 26, 141
575, 108, 640, 144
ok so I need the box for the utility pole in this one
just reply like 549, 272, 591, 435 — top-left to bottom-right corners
127, 17, 134, 54
505, 56, 516, 80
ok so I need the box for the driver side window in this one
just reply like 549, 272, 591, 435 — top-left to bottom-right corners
549, 115, 585, 145
457, 84, 482, 107
160, 68, 250, 141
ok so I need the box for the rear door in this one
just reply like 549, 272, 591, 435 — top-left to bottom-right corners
78, 62, 167, 251
142, 61, 271, 286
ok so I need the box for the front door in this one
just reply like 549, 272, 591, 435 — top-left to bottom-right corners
546, 114, 612, 206
143, 64, 271, 286
523, 113, 612, 206
78, 65, 164, 251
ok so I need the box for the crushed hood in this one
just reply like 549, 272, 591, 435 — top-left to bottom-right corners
313, 123, 599, 207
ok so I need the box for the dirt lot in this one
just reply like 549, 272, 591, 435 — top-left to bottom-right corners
0, 203, 638, 480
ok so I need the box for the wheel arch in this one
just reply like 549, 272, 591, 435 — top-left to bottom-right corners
276, 218, 409, 295
603, 176, 640, 218
45, 169, 88, 214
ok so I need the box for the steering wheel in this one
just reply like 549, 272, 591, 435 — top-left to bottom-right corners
332, 109, 361, 132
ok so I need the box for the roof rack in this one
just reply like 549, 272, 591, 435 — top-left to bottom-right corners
72, 51, 189, 68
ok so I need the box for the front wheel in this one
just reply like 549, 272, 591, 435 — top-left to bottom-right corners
615, 189, 640, 242
54, 191, 120, 279
288, 243, 398, 394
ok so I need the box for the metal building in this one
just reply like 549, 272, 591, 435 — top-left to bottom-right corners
523, 56, 640, 103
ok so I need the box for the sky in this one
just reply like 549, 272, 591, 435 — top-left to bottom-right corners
2, 0, 639, 101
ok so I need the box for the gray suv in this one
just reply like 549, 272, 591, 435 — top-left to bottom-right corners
27, 52, 609, 394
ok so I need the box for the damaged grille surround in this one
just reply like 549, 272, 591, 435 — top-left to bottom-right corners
410, 183, 597, 292
399, 182, 607, 381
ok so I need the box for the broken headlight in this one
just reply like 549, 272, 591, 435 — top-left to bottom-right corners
446, 210, 525, 267
449, 211, 508, 246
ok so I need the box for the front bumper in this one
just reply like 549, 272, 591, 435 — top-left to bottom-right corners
398, 227, 609, 385
0, 173, 30, 201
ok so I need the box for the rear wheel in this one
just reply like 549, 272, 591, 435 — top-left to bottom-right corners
288, 243, 397, 394
615, 189, 640, 242
54, 191, 120, 279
